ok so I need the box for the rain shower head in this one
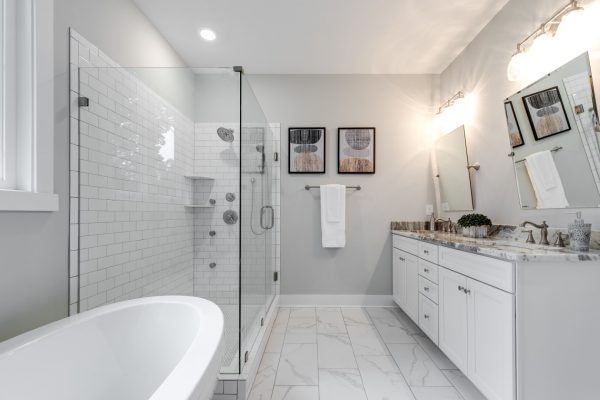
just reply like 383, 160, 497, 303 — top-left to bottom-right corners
217, 127, 234, 142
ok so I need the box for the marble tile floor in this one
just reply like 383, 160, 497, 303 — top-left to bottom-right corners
248, 306, 487, 400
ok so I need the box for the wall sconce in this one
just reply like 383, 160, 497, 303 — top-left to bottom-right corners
507, 0, 598, 82
435, 91, 467, 135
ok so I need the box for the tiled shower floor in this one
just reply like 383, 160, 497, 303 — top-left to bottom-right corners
247, 307, 487, 400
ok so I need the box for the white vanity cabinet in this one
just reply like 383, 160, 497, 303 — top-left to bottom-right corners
392, 230, 600, 400
393, 233, 515, 400
392, 248, 419, 322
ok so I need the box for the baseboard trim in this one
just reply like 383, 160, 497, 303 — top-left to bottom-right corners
279, 294, 394, 307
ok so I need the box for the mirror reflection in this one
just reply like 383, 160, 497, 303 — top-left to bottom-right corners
504, 52, 600, 209
434, 125, 474, 212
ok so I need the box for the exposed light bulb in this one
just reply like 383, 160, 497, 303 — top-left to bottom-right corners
507, 51, 528, 82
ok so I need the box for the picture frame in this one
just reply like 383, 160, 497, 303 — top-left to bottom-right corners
288, 127, 326, 174
504, 101, 524, 148
337, 127, 376, 174
522, 86, 571, 141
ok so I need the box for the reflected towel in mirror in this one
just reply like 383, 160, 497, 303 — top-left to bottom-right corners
525, 151, 569, 208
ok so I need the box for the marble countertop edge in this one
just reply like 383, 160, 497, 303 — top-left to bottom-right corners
391, 230, 600, 263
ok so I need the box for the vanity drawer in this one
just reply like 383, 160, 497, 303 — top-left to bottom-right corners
418, 258, 438, 283
393, 234, 419, 255
418, 241, 439, 264
439, 247, 514, 293
419, 276, 438, 304
419, 294, 439, 345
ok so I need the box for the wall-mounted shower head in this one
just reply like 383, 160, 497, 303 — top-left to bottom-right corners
217, 127, 234, 142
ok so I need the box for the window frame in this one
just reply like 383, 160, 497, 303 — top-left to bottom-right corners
0, 0, 57, 211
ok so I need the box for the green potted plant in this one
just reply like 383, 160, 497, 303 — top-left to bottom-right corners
457, 213, 492, 238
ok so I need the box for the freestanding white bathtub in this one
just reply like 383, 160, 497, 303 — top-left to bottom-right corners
0, 296, 224, 400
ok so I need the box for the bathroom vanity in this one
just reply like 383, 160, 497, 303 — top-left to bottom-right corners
391, 229, 600, 400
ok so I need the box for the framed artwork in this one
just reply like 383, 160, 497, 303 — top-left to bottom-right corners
522, 86, 571, 141
504, 101, 524, 148
338, 127, 376, 174
288, 127, 326, 173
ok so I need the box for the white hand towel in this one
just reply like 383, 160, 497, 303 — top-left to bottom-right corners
525, 151, 569, 209
320, 184, 346, 248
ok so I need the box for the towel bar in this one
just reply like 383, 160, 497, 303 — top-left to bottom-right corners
509, 146, 562, 164
305, 185, 361, 190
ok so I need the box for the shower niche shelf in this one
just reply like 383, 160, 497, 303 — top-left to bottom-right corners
184, 204, 215, 209
184, 175, 216, 180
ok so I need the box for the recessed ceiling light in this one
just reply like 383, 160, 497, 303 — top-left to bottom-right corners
199, 28, 216, 41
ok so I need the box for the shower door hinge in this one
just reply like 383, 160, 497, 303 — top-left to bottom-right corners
274, 271, 279, 282
274, 152, 279, 162
78, 97, 89, 107
261, 318, 264, 327
244, 351, 249, 363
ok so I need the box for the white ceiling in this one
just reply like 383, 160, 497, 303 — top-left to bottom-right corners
133, 0, 509, 74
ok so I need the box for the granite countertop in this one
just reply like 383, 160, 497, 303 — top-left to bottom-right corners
391, 229, 600, 263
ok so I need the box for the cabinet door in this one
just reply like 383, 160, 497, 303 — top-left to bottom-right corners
392, 248, 407, 308
467, 278, 515, 400
404, 253, 419, 323
438, 267, 468, 372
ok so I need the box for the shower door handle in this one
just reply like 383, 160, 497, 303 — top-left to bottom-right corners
260, 206, 268, 230
267, 206, 274, 229
260, 206, 274, 230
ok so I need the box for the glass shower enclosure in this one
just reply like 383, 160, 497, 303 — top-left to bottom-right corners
71, 62, 277, 374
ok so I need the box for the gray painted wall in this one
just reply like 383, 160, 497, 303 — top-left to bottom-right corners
439, 0, 600, 228
0, 0, 191, 342
247, 75, 437, 296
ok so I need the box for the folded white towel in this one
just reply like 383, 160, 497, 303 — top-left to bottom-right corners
320, 184, 346, 248
525, 151, 569, 209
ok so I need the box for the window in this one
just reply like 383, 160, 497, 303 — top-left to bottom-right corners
0, 0, 57, 211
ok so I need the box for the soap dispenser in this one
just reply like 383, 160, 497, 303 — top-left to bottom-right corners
568, 212, 592, 252
429, 212, 436, 232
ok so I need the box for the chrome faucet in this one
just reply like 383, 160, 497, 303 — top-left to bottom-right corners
520, 220, 549, 245
435, 218, 447, 232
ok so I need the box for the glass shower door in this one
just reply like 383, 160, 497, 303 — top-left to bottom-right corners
239, 73, 275, 369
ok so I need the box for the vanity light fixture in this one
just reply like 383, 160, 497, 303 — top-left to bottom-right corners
199, 28, 217, 41
507, 0, 594, 82
435, 91, 466, 134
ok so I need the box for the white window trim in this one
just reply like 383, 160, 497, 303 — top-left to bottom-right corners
0, 0, 57, 212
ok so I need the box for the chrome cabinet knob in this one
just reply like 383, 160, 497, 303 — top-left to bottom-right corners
424, 268, 430, 273
423, 250, 429, 254
399, 257, 405, 262
458, 285, 464, 292
424, 287, 430, 292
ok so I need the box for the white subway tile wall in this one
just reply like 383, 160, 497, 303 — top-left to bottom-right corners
563, 72, 600, 193
69, 30, 195, 312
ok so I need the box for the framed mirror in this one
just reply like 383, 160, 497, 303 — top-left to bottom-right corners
504, 52, 600, 209
434, 125, 474, 212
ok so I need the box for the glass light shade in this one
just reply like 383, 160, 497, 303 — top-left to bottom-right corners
555, 7, 593, 60
507, 51, 528, 81
528, 32, 559, 79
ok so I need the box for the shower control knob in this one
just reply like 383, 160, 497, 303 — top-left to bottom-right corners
209, 231, 216, 237
223, 210, 239, 225
226, 193, 236, 202
209, 199, 216, 205
209, 262, 217, 269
